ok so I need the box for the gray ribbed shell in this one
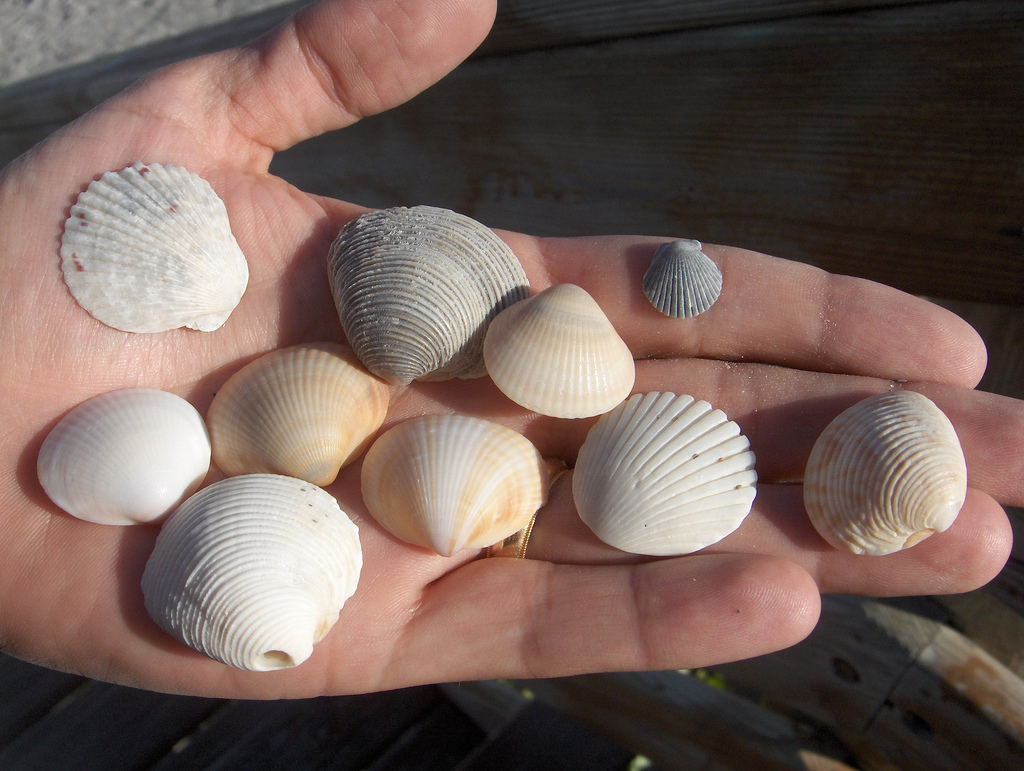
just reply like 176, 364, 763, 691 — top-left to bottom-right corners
642, 240, 722, 318
327, 206, 530, 384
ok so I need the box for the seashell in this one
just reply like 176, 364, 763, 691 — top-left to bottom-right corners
483, 283, 635, 419
360, 414, 548, 556
37, 388, 211, 526
327, 205, 530, 384
572, 392, 757, 556
208, 342, 390, 486
141, 474, 362, 671
642, 239, 722, 318
60, 162, 249, 333
803, 390, 967, 556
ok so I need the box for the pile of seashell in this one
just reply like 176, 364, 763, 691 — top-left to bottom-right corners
40, 162, 968, 670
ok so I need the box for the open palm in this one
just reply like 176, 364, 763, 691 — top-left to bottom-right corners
0, 0, 1018, 699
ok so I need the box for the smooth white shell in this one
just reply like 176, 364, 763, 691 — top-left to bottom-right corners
361, 415, 549, 556
573, 392, 757, 556
141, 474, 362, 671
803, 391, 967, 555
208, 342, 390, 486
642, 240, 722, 318
328, 206, 530, 384
483, 283, 635, 419
37, 388, 211, 526
60, 162, 249, 333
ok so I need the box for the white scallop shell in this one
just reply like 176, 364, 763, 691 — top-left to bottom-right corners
141, 474, 362, 671
37, 388, 211, 526
572, 392, 757, 556
208, 343, 390, 486
483, 283, 635, 419
60, 162, 249, 333
642, 240, 722, 318
360, 414, 548, 556
803, 391, 967, 555
327, 206, 530, 384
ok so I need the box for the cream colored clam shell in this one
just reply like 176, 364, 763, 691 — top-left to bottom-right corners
328, 206, 530, 384
642, 240, 722, 318
360, 414, 548, 556
483, 283, 635, 419
60, 162, 249, 333
141, 474, 362, 671
37, 388, 211, 526
803, 390, 967, 555
573, 392, 757, 556
208, 343, 390, 486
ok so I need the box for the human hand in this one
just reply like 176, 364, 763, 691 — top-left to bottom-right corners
0, 0, 1018, 698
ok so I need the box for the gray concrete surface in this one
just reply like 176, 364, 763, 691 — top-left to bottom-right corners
0, 0, 292, 87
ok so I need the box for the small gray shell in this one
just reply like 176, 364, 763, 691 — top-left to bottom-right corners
327, 206, 530, 385
642, 240, 722, 318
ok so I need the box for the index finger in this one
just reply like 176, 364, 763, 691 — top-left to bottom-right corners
505, 233, 987, 388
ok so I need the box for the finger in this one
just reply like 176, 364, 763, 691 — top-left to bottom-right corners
505, 234, 987, 387
528, 474, 1011, 596
404, 355, 1024, 506
371, 552, 820, 688
161, 0, 496, 157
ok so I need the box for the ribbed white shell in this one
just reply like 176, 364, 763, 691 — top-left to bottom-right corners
642, 240, 722, 318
141, 474, 362, 671
328, 206, 530, 384
361, 415, 548, 556
60, 162, 249, 333
208, 343, 390, 486
803, 391, 967, 555
573, 392, 757, 556
37, 388, 211, 526
483, 283, 635, 419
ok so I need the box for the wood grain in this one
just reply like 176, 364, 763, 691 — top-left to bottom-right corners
272, 0, 1024, 302
713, 595, 1024, 770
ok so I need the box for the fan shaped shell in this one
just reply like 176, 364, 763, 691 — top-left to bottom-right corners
208, 343, 390, 486
360, 414, 548, 556
483, 283, 635, 419
60, 162, 249, 333
803, 391, 967, 555
573, 392, 757, 556
327, 206, 530, 384
141, 474, 362, 671
642, 240, 722, 318
37, 388, 211, 525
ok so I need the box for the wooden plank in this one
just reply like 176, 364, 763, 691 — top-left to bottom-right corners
935, 589, 1024, 682
521, 671, 858, 770
150, 686, 443, 771
483, 0, 941, 54
0, 0, 928, 140
438, 680, 530, 735
270, 0, 1024, 303
714, 596, 1024, 770
457, 697, 635, 771
361, 698, 484, 771
0, 679, 222, 771
858, 624, 1024, 770
0, 654, 86, 749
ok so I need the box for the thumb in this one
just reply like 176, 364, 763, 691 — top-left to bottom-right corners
137, 0, 496, 158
